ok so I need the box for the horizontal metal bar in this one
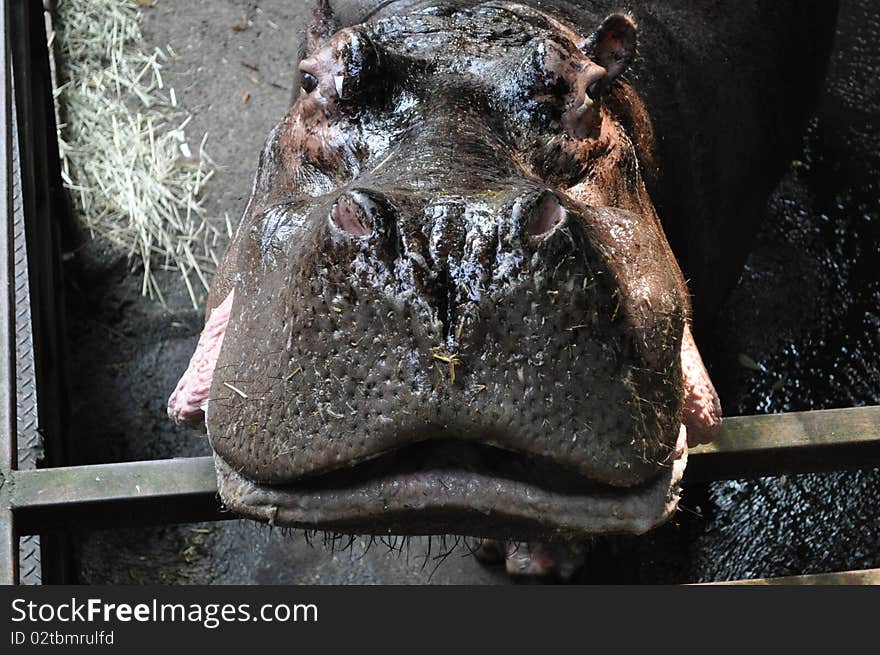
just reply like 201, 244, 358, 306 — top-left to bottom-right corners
686, 405, 880, 482
710, 568, 880, 585
10, 457, 227, 535
6, 405, 880, 535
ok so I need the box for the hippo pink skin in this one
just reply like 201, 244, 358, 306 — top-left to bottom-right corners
681, 324, 722, 446
473, 540, 590, 580
166, 0, 836, 562
167, 290, 234, 430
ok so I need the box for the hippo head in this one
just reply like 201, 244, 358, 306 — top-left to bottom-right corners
169, 1, 721, 541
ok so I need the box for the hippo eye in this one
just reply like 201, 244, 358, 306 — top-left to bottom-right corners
301, 72, 318, 94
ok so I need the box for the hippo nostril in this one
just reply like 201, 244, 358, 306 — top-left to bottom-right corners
330, 192, 371, 237
519, 192, 566, 236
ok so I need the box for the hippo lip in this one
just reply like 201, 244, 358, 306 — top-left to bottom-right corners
212, 427, 687, 541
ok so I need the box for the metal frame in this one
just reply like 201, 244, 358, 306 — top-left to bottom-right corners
1, 0, 18, 588
3, 406, 880, 535
709, 568, 880, 586
1, 0, 878, 586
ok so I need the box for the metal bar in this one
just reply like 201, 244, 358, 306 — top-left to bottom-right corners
10, 0, 74, 584
10, 458, 227, 535
0, 0, 19, 586
4, 405, 880, 535
709, 568, 880, 585
0, 0, 12, 469
686, 405, 880, 482
10, 49, 41, 584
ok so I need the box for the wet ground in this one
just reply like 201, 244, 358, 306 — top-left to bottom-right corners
64, 0, 878, 584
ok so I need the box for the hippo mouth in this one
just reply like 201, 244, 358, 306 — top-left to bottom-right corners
168, 285, 715, 540
212, 431, 688, 540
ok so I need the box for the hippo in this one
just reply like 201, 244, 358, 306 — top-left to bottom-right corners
168, 0, 837, 572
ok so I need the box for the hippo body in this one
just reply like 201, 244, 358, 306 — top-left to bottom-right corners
168, 1, 837, 545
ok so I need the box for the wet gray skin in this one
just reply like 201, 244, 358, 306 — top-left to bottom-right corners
168, 1, 836, 542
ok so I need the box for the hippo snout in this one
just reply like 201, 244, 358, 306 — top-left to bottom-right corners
172, 190, 698, 540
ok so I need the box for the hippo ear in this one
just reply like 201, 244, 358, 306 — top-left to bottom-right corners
585, 14, 637, 86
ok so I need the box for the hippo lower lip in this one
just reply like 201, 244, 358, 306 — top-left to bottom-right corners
213, 429, 688, 540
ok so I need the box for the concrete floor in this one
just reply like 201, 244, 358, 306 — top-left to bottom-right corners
64, 0, 879, 584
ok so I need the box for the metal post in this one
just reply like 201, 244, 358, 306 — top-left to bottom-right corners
0, 0, 20, 586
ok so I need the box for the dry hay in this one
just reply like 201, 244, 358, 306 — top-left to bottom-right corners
54, 0, 229, 307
